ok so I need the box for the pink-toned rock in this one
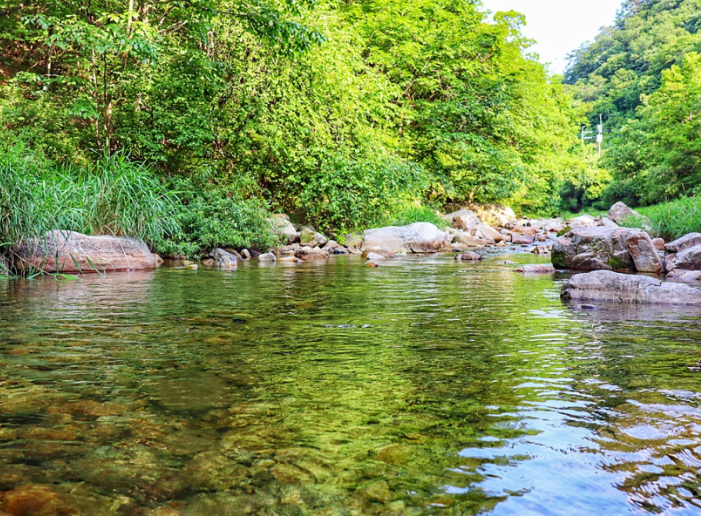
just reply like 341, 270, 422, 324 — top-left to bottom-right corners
366, 261, 380, 268
652, 238, 665, 251
625, 232, 664, 273
455, 234, 490, 246
13, 231, 160, 274
665, 233, 701, 254
455, 252, 483, 261
515, 264, 556, 274
562, 270, 701, 306
512, 233, 535, 245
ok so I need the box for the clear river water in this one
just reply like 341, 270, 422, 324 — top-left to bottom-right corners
2, 253, 701, 515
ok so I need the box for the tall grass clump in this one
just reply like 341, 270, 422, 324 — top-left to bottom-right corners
621, 196, 701, 241
0, 142, 179, 250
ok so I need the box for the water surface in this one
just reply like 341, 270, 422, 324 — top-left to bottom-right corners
1, 254, 701, 515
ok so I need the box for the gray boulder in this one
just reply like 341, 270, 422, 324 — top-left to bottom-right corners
562, 270, 701, 306
211, 248, 238, 269
362, 223, 450, 254
552, 227, 663, 273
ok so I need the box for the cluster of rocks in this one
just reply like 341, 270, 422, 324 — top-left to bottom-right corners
555, 203, 701, 306
441, 209, 559, 251
270, 215, 358, 263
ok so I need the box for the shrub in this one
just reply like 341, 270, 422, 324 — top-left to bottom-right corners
294, 155, 426, 233
157, 181, 280, 257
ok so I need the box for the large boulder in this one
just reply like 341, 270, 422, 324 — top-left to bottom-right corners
608, 202, 640, 225
442, 209, 481, 231
562, 270, 701, 306
362, 223, 450, 254
552, 227, 663, 273
270, 214, 299, 244
13, 230, 161, 274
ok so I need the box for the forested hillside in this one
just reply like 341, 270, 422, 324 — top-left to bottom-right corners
1, 0, 590, 255
566, 0, 701, 208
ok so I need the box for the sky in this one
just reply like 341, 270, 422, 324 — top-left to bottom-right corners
481, 0, 623, 74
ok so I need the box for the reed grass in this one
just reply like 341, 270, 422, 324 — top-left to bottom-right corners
622, 197, 701, 241
0, 143, 179, 252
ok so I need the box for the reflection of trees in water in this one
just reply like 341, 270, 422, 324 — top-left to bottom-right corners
3, 260, 701, 513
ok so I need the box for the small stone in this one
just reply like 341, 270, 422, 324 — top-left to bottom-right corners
366, 261, 380, 268
186, 264, 198, 270
515, 264, 556, 274
455, 252, 482, 261
201, 258, 214, 266
241, 249, 251, 260
365, 252, 386, 261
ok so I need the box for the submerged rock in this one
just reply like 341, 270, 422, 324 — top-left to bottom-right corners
13, 230, 160, 274
362, 223, 450, 254
1, 484, 75, 516
562, 270, 701, 306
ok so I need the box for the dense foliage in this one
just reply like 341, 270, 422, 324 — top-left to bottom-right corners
1, 0, 587, 254
566, 0, 701, 208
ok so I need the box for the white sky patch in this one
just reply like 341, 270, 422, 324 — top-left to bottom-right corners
480, 0, 623, 74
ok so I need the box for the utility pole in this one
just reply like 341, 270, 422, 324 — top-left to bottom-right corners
581, 115, 604, 157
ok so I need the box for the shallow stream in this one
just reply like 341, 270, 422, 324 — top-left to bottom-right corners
2, 254, 701, 515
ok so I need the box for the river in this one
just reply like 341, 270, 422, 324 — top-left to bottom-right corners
1, 253, 701, 515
